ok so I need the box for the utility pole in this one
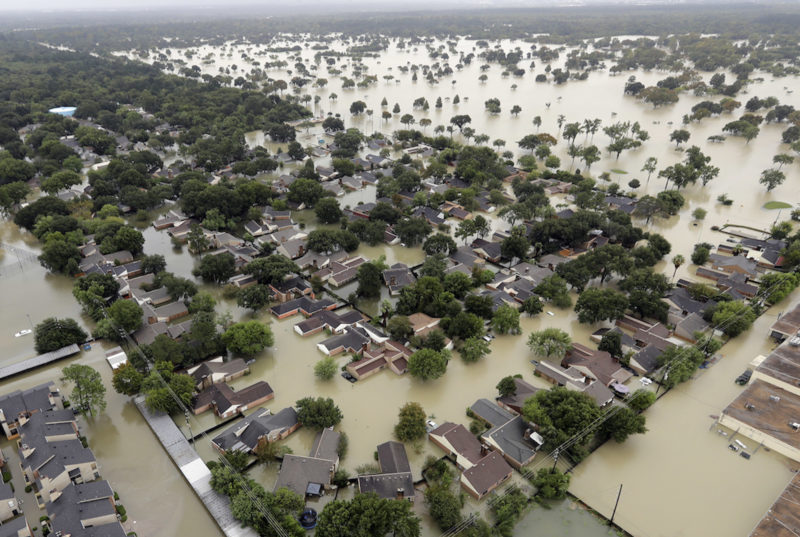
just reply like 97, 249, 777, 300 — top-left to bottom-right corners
609, 484, 623, 526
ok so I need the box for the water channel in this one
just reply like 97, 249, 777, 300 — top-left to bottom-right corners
0, 33, 797, 537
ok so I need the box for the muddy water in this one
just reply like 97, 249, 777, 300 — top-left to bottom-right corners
9, 35, 797, 536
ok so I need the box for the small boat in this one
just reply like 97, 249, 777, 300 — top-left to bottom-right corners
14, 329, 32, 338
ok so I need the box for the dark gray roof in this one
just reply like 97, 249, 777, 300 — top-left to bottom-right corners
0, 517, 30, 537
631, 345, 662, 374
461, 451, 512, 497
482, 415, 538, 466
48, 481, 126, 537
274, 455, 334, 496
0, 382, 58, 424
213, 407, 299, 452
309, 428, 340, 462
358, 472, 414, 500
469, 399, 515, 428
377, 441, 411, 474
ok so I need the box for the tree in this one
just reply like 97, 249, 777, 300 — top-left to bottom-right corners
425, 486, 462, 530
600, 407, 647, 443
142, 362, 195, 414
532, 468, 570, 500
641, 157, 658, 183
394, 218, 432, 246
619, 268, 670, 322
450, 114, 472, 131
39, 238, 80, 274
423, 234, 457, 256
315, 493, 420, 537
288, 178, 325, 206
350, 100, 367, 115
496, 376, 518, 397
758, 273, 800, 304
315, 198, 343, 224
711, 301, 756, 337
491, 304, 521, 335
598, 331, 622, 358
194, 252, 236, 284
141, 254, 167, 275
575, 288, 629, 324
388, 315, 414, 341
61, 364, 106, 418
691, 243, 711, 265
237, 284, 272, 312
510, 105, 522, 117
395, 402, 427, 442
445, 312, 484, 341
669, 129, 690, 147
759, 168, 786, 192
108, 299, 143, 333
671, 254, 685, 281
222, 321, 274, 356
500, 226, 529, 263
244, 255, 299, 286
460, 337, 490, 363
112, 362, 143, 396
522, 387, 601, 459
34, 317, 87, 353
408, 348, 449, 380
628, 389, 657, 412
295, 397, 343, 429
314, 357, 338, 381
528, 328, 572, 359
322, 116, 345, 132
520, 296, 544, 317
534, 275, 572, 308
356, 262, 383, 298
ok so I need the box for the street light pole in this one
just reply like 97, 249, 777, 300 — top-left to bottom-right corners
609, 484, 623, 526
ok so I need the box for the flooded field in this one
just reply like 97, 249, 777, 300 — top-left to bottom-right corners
0, 32, 797, 537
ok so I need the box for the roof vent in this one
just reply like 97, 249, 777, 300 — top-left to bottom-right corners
790, 337, 800, 347
745, 403, 756, 411
770, 395, 781, 402
790, 422, 800, 431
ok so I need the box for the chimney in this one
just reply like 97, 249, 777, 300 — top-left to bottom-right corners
396, 488, 405, 500
390, 276, 396, 286
480, 444, 488, 457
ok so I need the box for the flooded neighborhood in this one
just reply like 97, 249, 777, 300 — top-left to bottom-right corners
1, 4, 800, 537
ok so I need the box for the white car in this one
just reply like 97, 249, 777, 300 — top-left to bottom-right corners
640, 377, 653, 386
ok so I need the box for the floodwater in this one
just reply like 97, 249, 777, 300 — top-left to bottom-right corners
1, 33, 796, 536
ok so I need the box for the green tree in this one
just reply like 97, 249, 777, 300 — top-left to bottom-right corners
395, 402, 427, 442
142, 362, 196, 414
356, 262, 383, 298
491, 304, 521, 335
315, 197, 343, 224
598, 331, 622, 358
669, 129, 691, 147
522, 387, 601, 459
496, 376, 517, 397
574, 288, 629, 324
108, 299, 143, 333
711, 301, 756, 337
295, 397, 343, 429
244, 255, 299, 286
532, 468, 570, 500
61, 364, 106, 418
394, 218, 432, 246
315, 493, 420, 537
194, 252, 236, 284
527, 328, 571, 359
314, 357, 338, 381
535, 275, 572, 308
423, 234, 458, 256
111, 362, 143, 396
222, 321, 274, 356
759, 168, 786, 192
425, 485, 462, 530
408, 348, 449, 380
628, 389, 657, 412
237, 284, 272, 312
34, 317, 87, 353
600, 407, 647, 442
460, 337, 490, 363
520, 296, 544, 317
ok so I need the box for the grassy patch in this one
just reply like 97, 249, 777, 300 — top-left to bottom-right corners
610, 169, 628, 174
764, 201, 792, 210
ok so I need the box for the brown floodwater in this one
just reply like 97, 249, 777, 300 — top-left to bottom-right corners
5, 34, 796, 536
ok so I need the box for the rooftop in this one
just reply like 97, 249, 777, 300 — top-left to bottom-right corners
723, 379, 800, 452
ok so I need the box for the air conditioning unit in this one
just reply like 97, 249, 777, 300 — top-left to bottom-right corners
790, 422, 800, 431
770, 395, 781, 402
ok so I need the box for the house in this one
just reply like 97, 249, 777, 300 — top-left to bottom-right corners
193, 381, 274, 418
358, 441, 415, 501
309, 427, 341, 468
470, 399, 543, 469
537, 254, 569, 271
276, 238, 307, 259
428, 422, 485, 470
270, 297, 336, 320
562, 343, 633, 387
0, 517, 32, 537
497, 378, 539, 415
148, 301, 189, 324
463, 454, 513, 498
186, 356, 250, 390
314, 257, 367, 287
104, 347, 128, 370
629, 345, 663, 376
346, 340, 413, 380
295, 249, 347, 271
769, 302, 800, 341
294, 309, 365, 337
0, 382, 62, 439
440, 201, 472, 220
0, 480, 20, 522
382, 264, 416, 296
269, 276, 314, 303
535, 361, 614, 407
274, 455, 336, 497
212, 407, 300, 454
510, 262, 553, 285
46, 481, 126, 537
18, 410, 99, 505
412, 206, 446, 227
708, 253, 758, 278
152, 210, 187, 230
317, 325, 371, 356
471, 239, 502, 264
673, 313, 711, 343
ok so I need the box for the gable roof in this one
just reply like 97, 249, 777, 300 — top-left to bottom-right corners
461, 451, 512, 497
274, 454, 334, 496
377, 441, 411, 474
